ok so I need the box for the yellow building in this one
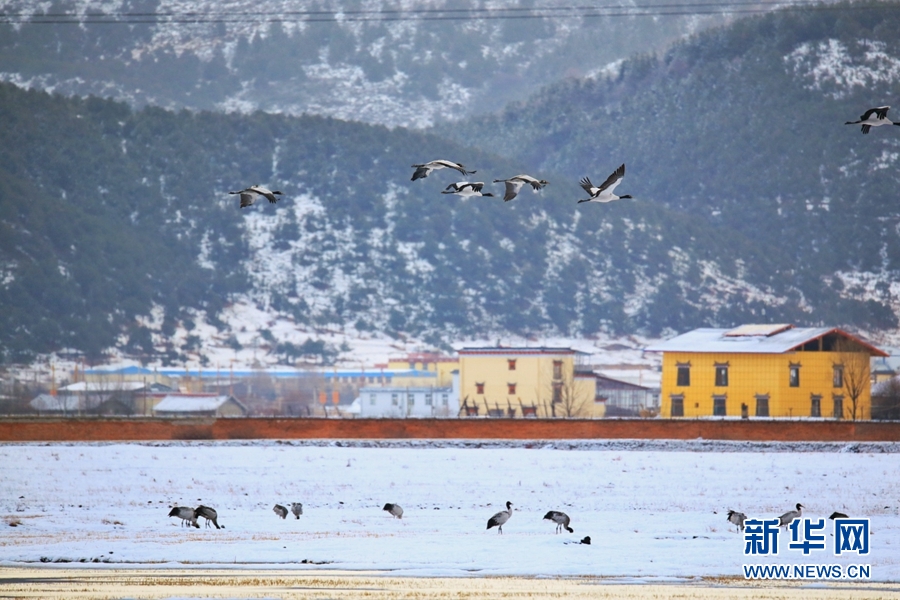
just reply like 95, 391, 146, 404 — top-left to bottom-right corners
385, 352, 459, 387
646, 324, 887, 420
457, 347, 605, 418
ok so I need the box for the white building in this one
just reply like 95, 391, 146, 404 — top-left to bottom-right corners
349, 373, 459, 418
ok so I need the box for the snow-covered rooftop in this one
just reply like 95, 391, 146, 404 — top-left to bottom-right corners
29, 394, 82, 412
153, 394, 243, 413
62, 381, 147, 392
644, 326, 887, 356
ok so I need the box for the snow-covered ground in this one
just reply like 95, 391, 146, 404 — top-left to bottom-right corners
1, 441, 898, 580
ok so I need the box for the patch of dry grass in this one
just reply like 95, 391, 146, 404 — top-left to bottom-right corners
0, 568, 898, 600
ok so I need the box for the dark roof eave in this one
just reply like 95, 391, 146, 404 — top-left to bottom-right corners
785, 327, 889, 357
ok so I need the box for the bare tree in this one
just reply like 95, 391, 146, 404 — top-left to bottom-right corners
834, 338, 872, 421
540, 366, 592, 418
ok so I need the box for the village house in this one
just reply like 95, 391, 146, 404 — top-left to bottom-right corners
456, 347, 605, 418
645, 324, 886, 420
152, 393, 248, 418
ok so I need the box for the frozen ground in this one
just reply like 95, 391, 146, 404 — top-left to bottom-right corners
0, 440, 898, 581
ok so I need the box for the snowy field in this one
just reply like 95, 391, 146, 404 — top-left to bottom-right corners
0, 440, 898, 582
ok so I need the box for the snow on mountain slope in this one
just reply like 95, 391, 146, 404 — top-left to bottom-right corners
786, 38, 900, 99
0, 0, 757, 127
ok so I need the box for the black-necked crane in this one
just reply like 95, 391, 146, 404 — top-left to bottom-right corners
845, 106, 899, 134
727, 509, 747, 532
411, 160, 474, 181
168, 506, 199, 528
383, 503, 404, 519
195, 505, 220, 529
291, 503, 303, 519
543, 510, 574, 533
441, 182, 493, 198
273, 504, 288, 519
492, 174, 549, 202
486, 501, 513, 534
778, 503, 804, 528
229, 185, 283, 208
577, 164, 632, 204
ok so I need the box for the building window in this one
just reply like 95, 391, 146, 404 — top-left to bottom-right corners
755, 394, 769, 417
508, 359, 516, 371
425, 393, 433, 406
553, 360, 563, 380
407, 393, 415, 406
810, 394, 822, 417
833, 395, 843, 419
670, 394, 684, 417
441, 394, 449, 406
713, 395, 727, 416
789, 363, 801, 387
369, 393, 376, 406
409, 362, 416, 370
833, 365, 844, 388
714, 363, 729, 387
391, 393, 398, 406
676, 363, 691, 387
475, 382, 485, 395
552, 382, 562, 403
507, 383, 516, 395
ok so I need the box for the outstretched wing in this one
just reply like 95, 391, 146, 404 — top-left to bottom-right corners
238, 193, 254, 208
443, 181, 479, 194
411, 165, 430, 181
596, 164, 625, 194
861, 106, 890, 121
503, 180, 525, 201
514, 175, 545, 191
578, 177, 596, 196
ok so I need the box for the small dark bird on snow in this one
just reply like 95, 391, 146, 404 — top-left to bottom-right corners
577, 164, 632, 204
829, 511, 849, 520
383, 503, 403, 519
411, 159, 474, 181
492, 174, 548, 201
845, 106, 899, 134
230, 185, 283, 208
543, 510, 574, 533
727, 510, 747, 532
273, 504, 288, 519
441, 182, 493, 198
486, 501, 513, 534
195, 505, 220, 529
778, 503, 804, 528
291, 503, 303, 519
168, 506, 199, 528
580, 536, 591, 545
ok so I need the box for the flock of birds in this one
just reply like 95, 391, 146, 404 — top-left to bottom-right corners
725, 503, 851, 533
166, 499, 585, 542
169, 499, 856, 545
409, 159, 631, 204
227, 106, 896, 211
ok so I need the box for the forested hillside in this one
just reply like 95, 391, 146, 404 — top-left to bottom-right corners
3, 2, 900, 366
0, 81, 822, 364
0, 0, 746, 128
437, 1, 900, 333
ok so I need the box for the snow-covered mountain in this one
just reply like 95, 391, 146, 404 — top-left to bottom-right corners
0, 0, 779, 128
3, 2, 900, 374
